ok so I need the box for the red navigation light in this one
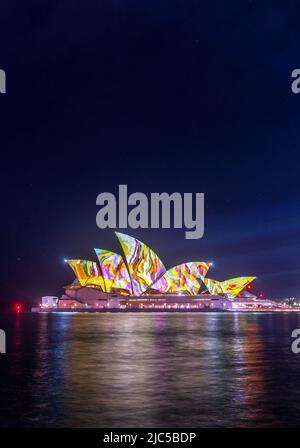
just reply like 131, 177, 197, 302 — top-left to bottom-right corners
259, 293, 264, 298
247, 285, 252, 289
14, 304, 22, 313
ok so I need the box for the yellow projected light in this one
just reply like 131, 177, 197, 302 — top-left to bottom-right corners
221, 277, 256, 299
116, 232, 166, 295
202, 276, 256, 299
94, 249, 132, 293
67, 259, 105, 290
202, 277, 224, 295
151, 262, 210, 295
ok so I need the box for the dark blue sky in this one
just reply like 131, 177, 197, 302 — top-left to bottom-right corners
1, 0, 300, 302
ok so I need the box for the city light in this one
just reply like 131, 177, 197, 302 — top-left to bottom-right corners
14, 304, 22, 313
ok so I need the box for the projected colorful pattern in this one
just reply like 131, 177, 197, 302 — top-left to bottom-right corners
202, 276, 256, 299
221, 277, 256, 299
202, 277, 224, 295
94, 248, 132, 293
67, 259, 105, 290
151, 262, 210, 295
65, 235, 256, 300
116, 232, 166, 295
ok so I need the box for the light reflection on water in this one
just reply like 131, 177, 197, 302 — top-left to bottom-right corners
0, 312, 300, 427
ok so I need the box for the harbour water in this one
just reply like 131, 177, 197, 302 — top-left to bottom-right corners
0, 312, 300, 427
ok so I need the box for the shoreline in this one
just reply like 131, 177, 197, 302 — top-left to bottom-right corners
31, 307, 297, 314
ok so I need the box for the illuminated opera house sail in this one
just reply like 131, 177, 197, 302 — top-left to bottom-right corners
63, 232, 256, 303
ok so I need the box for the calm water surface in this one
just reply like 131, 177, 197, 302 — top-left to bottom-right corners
1, 312, 300, 427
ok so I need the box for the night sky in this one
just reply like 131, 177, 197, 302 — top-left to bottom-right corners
1, 0, 300, 305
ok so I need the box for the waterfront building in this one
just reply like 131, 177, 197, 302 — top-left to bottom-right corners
44, 232, 261, 311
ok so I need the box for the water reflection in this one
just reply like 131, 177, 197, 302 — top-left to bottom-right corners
0, 312, 300, 427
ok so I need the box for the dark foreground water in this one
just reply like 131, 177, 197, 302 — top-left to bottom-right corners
1, 312, 300, 427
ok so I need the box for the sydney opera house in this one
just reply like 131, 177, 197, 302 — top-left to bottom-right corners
44, 232, 276, 312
